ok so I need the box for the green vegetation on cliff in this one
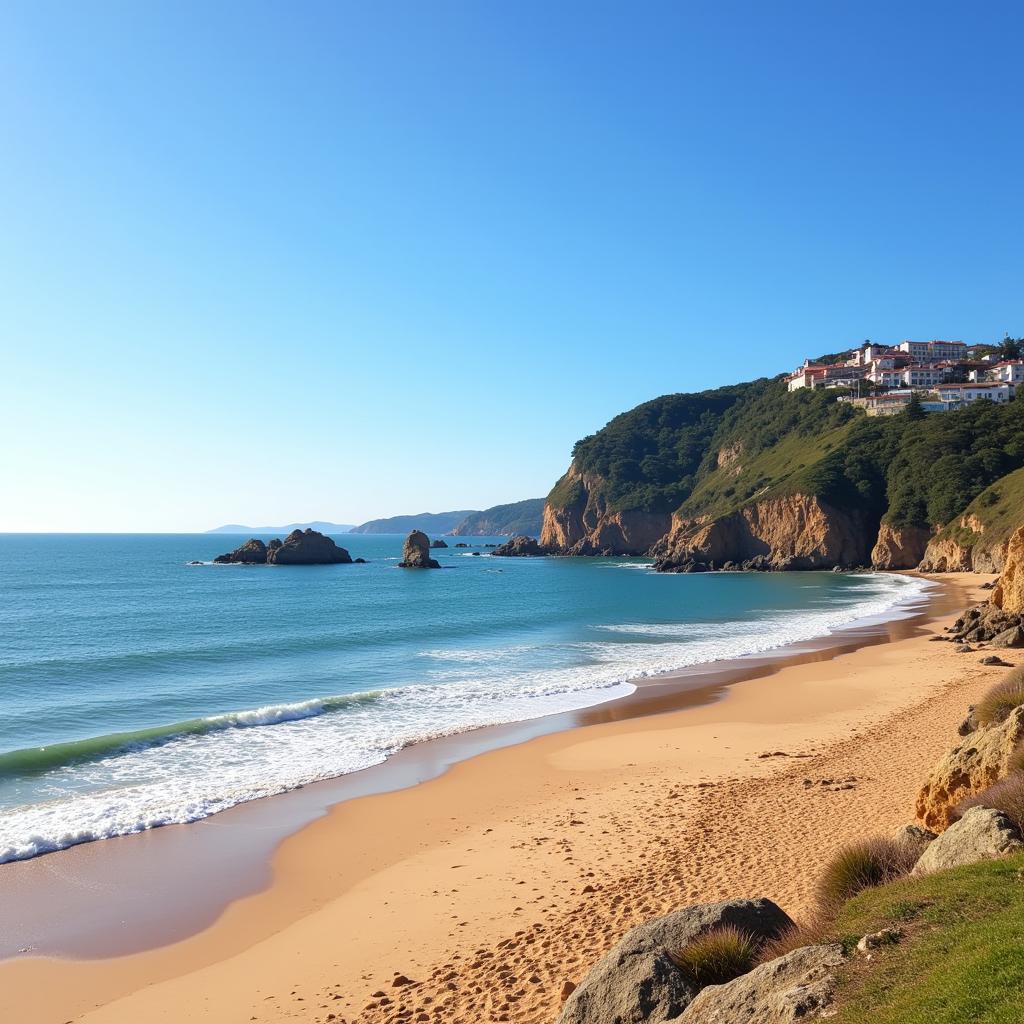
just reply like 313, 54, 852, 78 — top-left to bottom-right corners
549, 377, 1024, 541
450, 499, 545, 537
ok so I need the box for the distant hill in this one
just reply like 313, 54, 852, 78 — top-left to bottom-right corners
450, 499, 545, 537
206, 521, 355, 535
349, 511, 477, 535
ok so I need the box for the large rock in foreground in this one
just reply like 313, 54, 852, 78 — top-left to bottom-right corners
399, 531, 441, 569
267, 529, 352, 565
916, 705, 1024, 831
214, 538, 268, 564
557, 899, 793, 1024
491, 535, 547, 557
912, 806, 1024, 874
680, 943, 845, 1024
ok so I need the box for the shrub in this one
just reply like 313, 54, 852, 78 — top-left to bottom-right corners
956, 774, 1024, 833
815, 837, 922, 915
757, 911, 829, 964
671, 925, 758, 987
974, 668, 1024, 726
1008, 737, 1024, 775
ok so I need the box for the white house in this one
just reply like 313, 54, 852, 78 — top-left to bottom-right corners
934, 382, 1013, 405
992, 361, 1024, 385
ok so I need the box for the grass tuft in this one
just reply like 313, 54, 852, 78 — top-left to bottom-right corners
815, 838, 922, 916
974, 668, 1024, 727
671, 925, 759, 988
956, 774, 1024, 833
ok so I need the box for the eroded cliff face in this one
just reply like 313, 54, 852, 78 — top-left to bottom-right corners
540, 467, 671, 555
650, 494, 872, 572
918, 514, 1009, 573
993, 525, 1024, 614
870, 524, 934, 570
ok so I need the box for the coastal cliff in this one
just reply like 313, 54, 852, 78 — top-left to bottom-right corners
871, 523, 934, 570
650, 494, 870, 571
539, 375, 1024, 573
539, 467, 671, 555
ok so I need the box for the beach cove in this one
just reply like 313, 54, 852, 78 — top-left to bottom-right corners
0, 571, 999, 1024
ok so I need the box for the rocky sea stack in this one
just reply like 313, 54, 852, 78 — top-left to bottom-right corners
213, 529, 352, 565
491, 535, 547, 557
399, 530, 441, 569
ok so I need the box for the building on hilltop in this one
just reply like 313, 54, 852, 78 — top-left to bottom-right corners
934, 381, 1014, 405
897, 339, 968, 364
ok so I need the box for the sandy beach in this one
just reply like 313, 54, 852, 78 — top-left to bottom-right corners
0, 571, 1004, 1024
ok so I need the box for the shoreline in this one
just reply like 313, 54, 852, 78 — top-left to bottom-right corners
0, 571, 995, 1024
1, 572, 940, 959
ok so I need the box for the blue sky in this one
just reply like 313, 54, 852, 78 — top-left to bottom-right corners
1, 2, 1021, 531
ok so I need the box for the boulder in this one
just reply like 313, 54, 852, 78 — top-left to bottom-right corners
399, 531, 441, 569
491, 535, 547, 557
430, 539, 449, 549
990, 625, 1024, 649
892, 823, 937, 846
912, 806, 1024, 874
557, 899, 793, 1024
679, 944, 845, 1024
916, 706, 1024, 830
981, 655, 1012, 666
266, 529, 352, 565
213, 538, 268, 564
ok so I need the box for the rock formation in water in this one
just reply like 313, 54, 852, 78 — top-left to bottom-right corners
212, 529, 351, 565
213, 538, 269, 564
399, 531, 441, 569
430, 538, 448, 549
491, 535, 547, 557
539, 467, 671, 556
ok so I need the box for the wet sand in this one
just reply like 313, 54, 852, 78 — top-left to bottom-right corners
0, 572, 997, 1023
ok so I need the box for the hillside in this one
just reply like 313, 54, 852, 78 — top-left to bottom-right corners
541, 379, 1024, 570
206, 521, 354, 534
349, 510, 477, 535
449, 499, 545, 537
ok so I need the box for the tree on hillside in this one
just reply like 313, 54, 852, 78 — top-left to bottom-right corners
905, 391, 926, 420
999, 334, 1022, 360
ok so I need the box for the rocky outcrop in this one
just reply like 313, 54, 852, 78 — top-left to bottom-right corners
919, 513, 1014, 574
871, 523, 933, 570
993, 525, 1024, 614
213, 530, 351, 565
266, 529, 352, 565
912, 806, 1024, 874
651, 495, 871, 573
557, 899, 793, 1024
947, 603, 1024, 645
491, 535, 547, 557
430, 539, 448, 549
214, 538, 268, 564
916, 706, 1024, 831
541, 467, 672, 556
679, 944, 845, 1024
399, 531, 440, 569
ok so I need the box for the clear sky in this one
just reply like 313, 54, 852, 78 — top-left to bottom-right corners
1, 2, 1021, 532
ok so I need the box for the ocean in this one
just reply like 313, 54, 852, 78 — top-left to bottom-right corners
0, 533, 930, 864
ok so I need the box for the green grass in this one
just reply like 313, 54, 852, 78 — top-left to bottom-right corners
827, 853, 1024, 1024
680, 418, 858, 521
932, 465, 1024, 553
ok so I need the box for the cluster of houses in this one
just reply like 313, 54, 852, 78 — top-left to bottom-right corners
786, 340, 1022, 415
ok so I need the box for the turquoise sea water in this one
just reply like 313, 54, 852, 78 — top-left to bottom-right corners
0, 533, 929, 863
